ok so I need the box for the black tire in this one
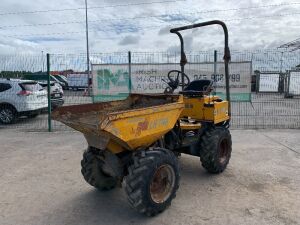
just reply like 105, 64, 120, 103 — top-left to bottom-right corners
0, 105, 17, 124
125, 148, 179, 216
81, 147, 117, 191
199, 127, 232, 174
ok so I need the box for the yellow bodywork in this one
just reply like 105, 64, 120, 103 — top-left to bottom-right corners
52, 93, 229, 154
102, 100, 184, 153
180, 121, 201, 130
52, 94, 184, 153
181, 96, 229, 124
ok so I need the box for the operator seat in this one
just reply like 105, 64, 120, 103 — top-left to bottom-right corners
180, 79, 214, 97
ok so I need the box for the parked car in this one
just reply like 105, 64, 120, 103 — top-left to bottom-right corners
38, 81, 64, 109
53, 75, 68, 90
23, 73, 66, 89
67, 73, 89, 90
0, 79, 47, 124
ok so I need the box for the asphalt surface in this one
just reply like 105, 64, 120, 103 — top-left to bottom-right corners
0, 129, 299, 225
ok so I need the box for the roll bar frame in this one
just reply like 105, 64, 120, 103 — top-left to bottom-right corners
170, 20, 231, 116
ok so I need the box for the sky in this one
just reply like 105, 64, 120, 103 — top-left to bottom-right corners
0, 0, 300, 54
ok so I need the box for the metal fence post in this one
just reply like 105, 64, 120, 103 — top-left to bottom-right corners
285, 71, 291, 98
47, 53, 52, 132
214, 50, 217, 75
128, 51, 132, 94
213, 50, 217, 96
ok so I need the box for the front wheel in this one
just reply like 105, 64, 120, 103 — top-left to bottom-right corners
81, 147, 117, 191
125, 148, 180, 216
199, 127, 232, 173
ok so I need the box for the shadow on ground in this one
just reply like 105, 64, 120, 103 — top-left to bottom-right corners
41, 189, 148, 225
40, 157, 215, 225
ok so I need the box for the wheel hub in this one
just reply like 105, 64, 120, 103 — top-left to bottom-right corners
150, 164, 175, 204
0, 109, 13, 123
219, 139, 229, 165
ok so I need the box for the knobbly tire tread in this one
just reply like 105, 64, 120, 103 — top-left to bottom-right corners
81, 147, 117, 191
125, 148, 180, 216
199, 127, 232, 174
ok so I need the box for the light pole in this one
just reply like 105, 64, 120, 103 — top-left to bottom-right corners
85, 0, 91, 95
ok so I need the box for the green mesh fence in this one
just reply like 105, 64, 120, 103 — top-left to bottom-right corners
0, 50, 299, 130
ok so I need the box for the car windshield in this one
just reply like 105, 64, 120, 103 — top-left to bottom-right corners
58, 75, 67, 82
20, 82, 44, 91
50, 76, 60, 83
55, 76, 65, 82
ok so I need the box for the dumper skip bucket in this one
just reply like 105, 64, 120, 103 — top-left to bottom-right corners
52, 94, 184, 153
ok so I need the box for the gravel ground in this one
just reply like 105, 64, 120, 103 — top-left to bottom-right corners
0, 129, 299, 225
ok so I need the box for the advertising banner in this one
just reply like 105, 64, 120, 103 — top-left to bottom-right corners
92, 62, 252, 102
91, 64, 129, 102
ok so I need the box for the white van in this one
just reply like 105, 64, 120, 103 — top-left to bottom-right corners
67, 74, 89, 90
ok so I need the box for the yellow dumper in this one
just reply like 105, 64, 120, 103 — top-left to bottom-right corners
53, 20, 233, 216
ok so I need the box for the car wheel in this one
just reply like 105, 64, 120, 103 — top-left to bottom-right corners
0, 105, 17, 124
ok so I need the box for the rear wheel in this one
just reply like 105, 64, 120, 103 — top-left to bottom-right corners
81, 147, 117, 191
199, 127, 232, 173
0, 105, 17, 124
125, 148, 179, 216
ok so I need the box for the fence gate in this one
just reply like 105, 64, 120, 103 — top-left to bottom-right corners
286, 70, 300, 98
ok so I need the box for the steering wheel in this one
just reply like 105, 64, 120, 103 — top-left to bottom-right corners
167, 70, 190, 88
